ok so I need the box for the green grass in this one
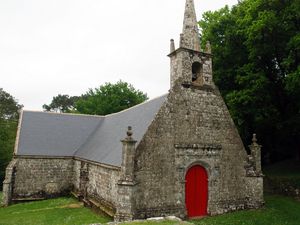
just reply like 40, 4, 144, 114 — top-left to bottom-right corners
111, 195, 300, 225
0, 195, 299, 225
191, 195, 300, 225
0, 196, 111, 225
119, 221, 190, 225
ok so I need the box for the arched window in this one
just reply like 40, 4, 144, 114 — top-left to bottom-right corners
192, 62, 202, 83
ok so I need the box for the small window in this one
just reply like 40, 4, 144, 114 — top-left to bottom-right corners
192, 62, 202, 83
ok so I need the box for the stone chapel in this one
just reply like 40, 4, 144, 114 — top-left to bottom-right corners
3, 0, 264, 221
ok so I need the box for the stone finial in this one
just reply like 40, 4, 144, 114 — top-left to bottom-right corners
205, 41, 211, 54
126, 126, 133, 139
179, 33, 184, 47
170, 39, 175, 53
252, 133, 257, 145
182, 0, 201, 51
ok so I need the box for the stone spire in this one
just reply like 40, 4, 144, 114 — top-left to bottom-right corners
180, 0, 201, 51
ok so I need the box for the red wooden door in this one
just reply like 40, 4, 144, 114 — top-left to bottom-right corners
185, 165, 208, 217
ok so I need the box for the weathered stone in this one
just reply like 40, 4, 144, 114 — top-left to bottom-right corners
73, 159, 120, 216
2, 0, 263, 222
2, 159, 17, 206
114, 133, 136, 220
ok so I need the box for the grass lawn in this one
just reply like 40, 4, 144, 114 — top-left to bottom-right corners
119, 221, 191, 225
0, 195, 111, 225
191, 195, 300, 225
0, 194, 299, 225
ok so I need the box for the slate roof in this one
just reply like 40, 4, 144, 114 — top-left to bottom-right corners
16, 94, 167, 167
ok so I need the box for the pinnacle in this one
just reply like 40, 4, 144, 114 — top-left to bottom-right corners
181, 0, 201, 51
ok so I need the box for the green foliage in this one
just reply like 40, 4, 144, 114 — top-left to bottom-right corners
264, 159, 300, 178
0, 191, 3, 205
0, 88, 22, 120
199, 0, 300, 162
264, 159, 300, 189
43, 94, 79, 113
0, 196, 111, 225
76, 81, 148, 116
0, 88, 22, 189
0, 120, 18, 188
192, 195, 300, 225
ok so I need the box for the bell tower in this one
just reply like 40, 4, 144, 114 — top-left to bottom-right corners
168, 0, 213, 89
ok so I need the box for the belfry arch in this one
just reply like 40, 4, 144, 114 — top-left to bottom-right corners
192, 62, 203, 85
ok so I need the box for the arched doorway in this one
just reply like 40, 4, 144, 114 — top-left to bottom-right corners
185, 165, 208, 217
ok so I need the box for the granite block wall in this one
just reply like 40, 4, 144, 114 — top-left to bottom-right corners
4, 157, 121, 215
133, 82, 263, 219
11, 157, 74, 199
73, 159, 120, 215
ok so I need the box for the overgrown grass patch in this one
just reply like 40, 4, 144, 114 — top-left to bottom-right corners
0, 196, 111, 225
191, 195, 300, 225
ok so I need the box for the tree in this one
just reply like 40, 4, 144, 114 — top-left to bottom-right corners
199, 0, 300, 162
0, 88, 22, 120
76, 81, 148, 115
43, 94, 79, 113
0, 88, 22, 188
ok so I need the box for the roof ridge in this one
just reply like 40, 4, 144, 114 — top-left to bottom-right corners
73, 117, 105, 157
73, 94, 168, 161
23, 93, 168, 119
104, 93, 168, 118
22, 110, 105, 118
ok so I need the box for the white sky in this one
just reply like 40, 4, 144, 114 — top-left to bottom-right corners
0, 0, 238, 110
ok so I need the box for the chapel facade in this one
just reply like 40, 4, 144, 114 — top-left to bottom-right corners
3, 0, 264, 221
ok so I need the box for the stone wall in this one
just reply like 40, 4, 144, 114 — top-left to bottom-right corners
133, 82, 263, 219
170, 50, 213, 89
2, 159, 17, 205
244, 176, 264, 208
3, 156, 121, 214
11, 157, 74, 199
73, 159, 120, 215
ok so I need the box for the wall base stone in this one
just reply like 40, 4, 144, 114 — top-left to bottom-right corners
2, 159, 17, 206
